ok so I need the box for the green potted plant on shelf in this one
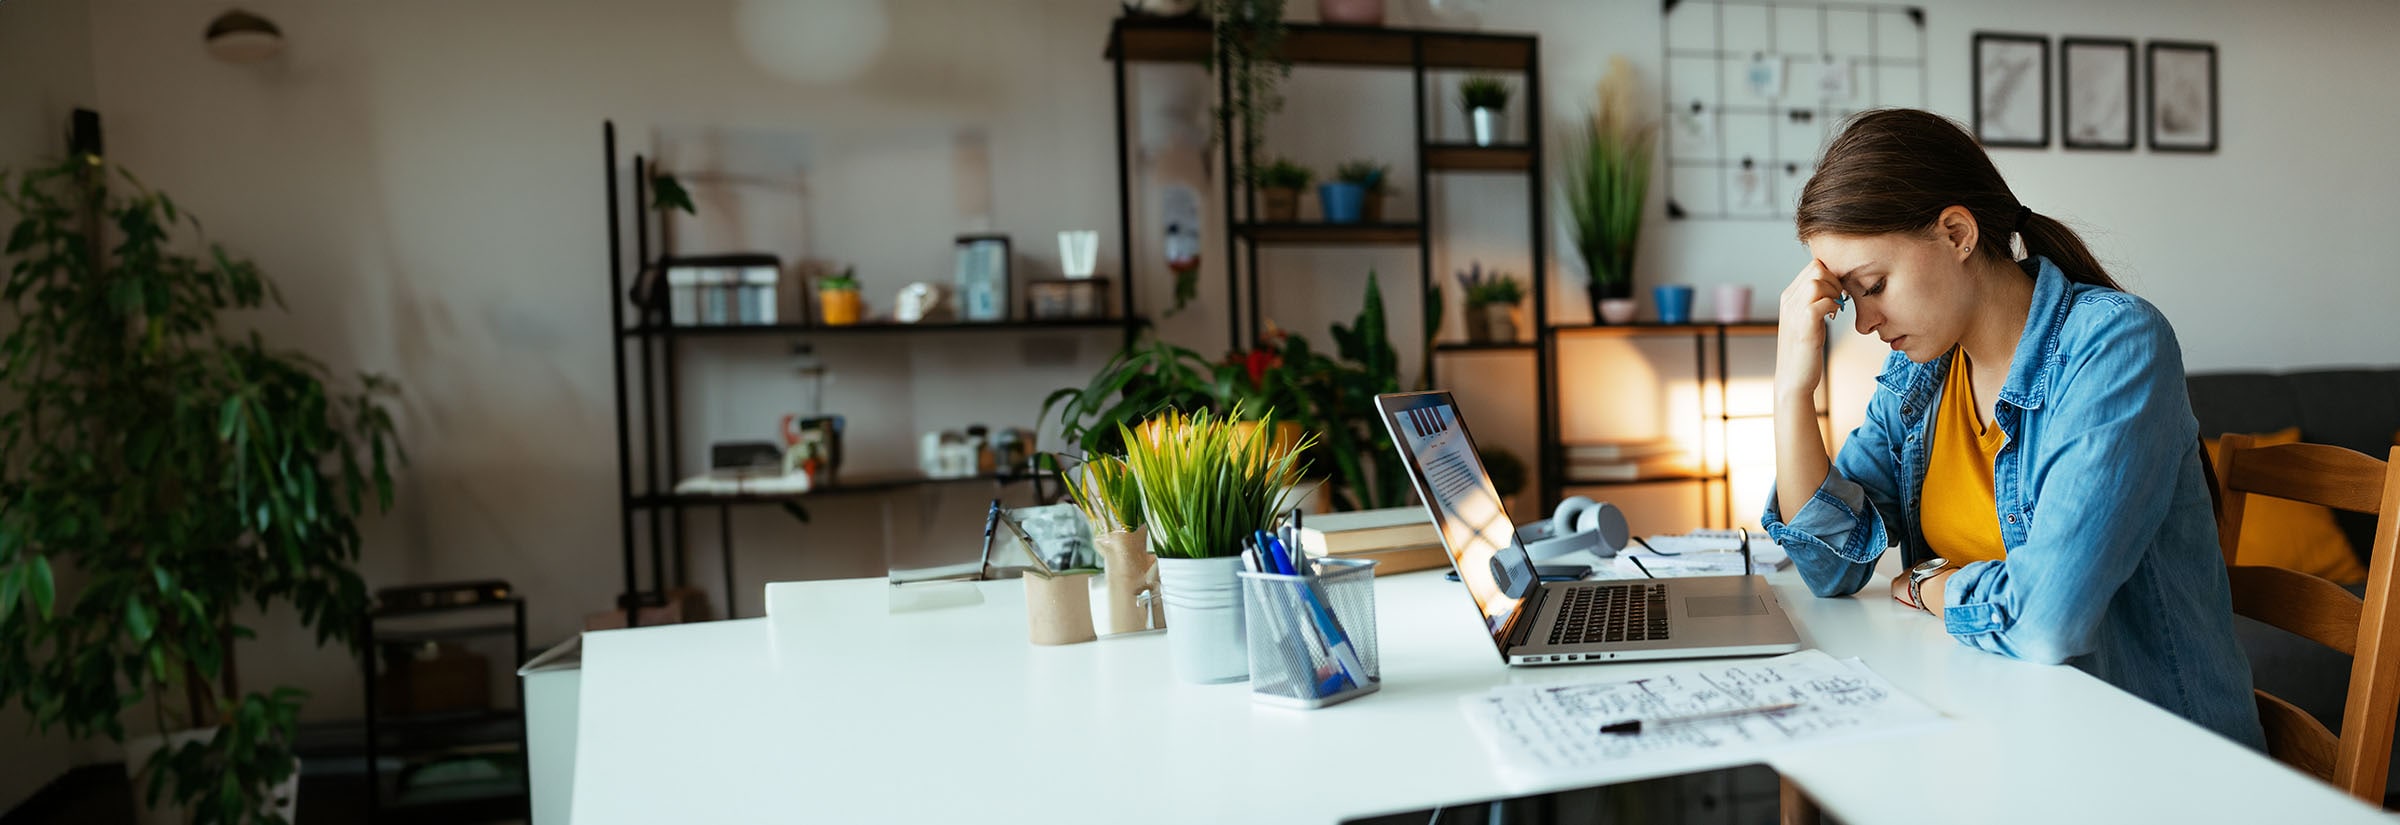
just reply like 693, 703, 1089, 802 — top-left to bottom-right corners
1120, 404, 1312, 683
1253, 157, 1312, 223
0, 154, 403, 825
816, 266, 862, 326
1567, 56, 1655, 326
1331, 160, 1389, 223
1455, 262, 1525, 343
1460, 74, 1513, 146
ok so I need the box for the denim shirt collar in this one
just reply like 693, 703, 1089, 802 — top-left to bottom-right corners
1872, 256, 2073, 412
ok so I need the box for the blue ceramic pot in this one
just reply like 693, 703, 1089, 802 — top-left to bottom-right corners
1319, 182, 1367, 224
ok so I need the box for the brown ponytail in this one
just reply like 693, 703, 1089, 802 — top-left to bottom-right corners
1797, 108, 2123, 291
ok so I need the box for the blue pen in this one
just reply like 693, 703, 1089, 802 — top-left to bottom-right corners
1269, 534, 1366, 692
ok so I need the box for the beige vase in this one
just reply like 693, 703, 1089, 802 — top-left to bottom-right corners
1024, 572, 1097, 646
1097, 528, 1164, 634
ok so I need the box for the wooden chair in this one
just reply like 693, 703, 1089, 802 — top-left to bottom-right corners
2211, 433, 2400, 804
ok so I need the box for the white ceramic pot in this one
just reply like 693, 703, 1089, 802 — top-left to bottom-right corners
125, 728, 299, 825
1599, 298, 1640, 325
1155, 555, 1249, 683
1470, 106, 1505, 146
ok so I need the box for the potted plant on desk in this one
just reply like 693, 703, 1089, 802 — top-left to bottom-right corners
1064, 454, 1162, 635
1120, 405, 1312, 683
1454, 263, 1525, 343
0, 154, 403, 824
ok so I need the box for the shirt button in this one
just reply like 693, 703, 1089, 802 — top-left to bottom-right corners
2005, 514, 2018, 524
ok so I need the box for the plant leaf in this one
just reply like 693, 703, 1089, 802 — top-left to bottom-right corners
28, 555, 53, 616
127, 597, 155, 642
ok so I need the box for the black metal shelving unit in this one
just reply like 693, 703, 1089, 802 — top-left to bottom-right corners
1105, 15, 1553, 502
357, 595, 530, 823
601, 122, 1140, 625
1543, 322, 1831, 526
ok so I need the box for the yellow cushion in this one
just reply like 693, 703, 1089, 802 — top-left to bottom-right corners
2206, 428, 2369, 585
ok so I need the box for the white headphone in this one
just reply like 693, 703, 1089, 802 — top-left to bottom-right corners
1545, 496, 1631, 557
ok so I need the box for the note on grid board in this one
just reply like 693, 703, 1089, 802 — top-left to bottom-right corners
1461, 650, 1946, 782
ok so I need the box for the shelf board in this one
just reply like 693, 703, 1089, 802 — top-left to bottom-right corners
623, 318, 1142, 339
370, 622, 520, 645
1425, 143, 1534, 172
1236, 222, 1423, 246
361, 710, 524, 756
1434, 341, 1536, 353
1561, 470, 1728, 487
636, 471, 1047, 507
1108, 18, 1535, 72
1549, 320, 1779, 337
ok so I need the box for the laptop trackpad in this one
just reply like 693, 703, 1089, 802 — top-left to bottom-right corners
1685, 595, 1767, 618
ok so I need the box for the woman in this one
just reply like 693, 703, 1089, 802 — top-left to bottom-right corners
1762, 108, 2265, 749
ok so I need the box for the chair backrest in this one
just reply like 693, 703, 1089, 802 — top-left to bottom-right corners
2213, 433, 2400, 804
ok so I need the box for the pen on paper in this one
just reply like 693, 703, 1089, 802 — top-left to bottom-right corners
1600, 702, 1801, 735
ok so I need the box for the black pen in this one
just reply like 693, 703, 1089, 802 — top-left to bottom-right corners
1628, 556, 1656, 578
1601, 702, 1800, 735
977, 498, 1001, 579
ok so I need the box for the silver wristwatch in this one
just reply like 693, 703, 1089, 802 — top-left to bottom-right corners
1906, 557, 1950, 613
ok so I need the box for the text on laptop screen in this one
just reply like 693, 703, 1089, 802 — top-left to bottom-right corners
1389, 399, 1523, 640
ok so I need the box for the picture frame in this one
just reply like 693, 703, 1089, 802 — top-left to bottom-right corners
2061, 37, 2136, 151
2147, 40, 2218, 153
952, 233, 1012, 322
1972, 32, 2050, 148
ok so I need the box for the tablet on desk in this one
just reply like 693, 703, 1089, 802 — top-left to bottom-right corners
1343, 763, 1790, 824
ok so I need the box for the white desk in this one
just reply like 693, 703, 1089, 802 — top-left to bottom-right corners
570, 556, 2391, 824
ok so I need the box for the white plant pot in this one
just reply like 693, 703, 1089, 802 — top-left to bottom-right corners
1470, 106, 1506, 146
1155, 555, 1249, 683
125, 728, 300, 825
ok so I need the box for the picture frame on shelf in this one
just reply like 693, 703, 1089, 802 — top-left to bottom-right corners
2147, 40, 2218, 153
2061, 37, 2135, 151
1972, 32, 2050, 148
953, 234, 1012, 322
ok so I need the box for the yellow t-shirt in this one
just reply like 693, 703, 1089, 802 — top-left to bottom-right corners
1921, 349, 2010, 565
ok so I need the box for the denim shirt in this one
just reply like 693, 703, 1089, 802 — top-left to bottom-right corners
1761, 256, 2267, 750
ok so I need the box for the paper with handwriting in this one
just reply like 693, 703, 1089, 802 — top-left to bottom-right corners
1461, 650, 1945, 780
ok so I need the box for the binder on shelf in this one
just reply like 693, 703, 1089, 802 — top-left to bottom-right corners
1564, 453, 1698, 482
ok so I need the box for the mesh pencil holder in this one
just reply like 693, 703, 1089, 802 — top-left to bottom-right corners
1239, 557, 1380, 709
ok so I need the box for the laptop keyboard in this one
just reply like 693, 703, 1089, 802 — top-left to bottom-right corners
1550, 583, 1671, 645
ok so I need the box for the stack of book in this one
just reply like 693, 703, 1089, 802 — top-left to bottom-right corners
1295, 506, 1447, 575
1563, 439, 1694, 482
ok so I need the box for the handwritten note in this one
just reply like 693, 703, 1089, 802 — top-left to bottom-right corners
1461, 650, 1944, 780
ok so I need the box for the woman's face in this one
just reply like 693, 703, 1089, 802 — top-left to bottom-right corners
1805, 219, 1979, 364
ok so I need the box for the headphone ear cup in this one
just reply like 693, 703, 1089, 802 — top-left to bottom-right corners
1552, 495, 1596, 537
1588, 501, 1631, 554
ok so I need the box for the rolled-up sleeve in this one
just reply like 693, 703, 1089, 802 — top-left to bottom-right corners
1940, 300, 2187, 665
1762, 362, 1909, 598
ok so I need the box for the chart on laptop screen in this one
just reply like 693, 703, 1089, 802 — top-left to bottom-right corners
1392, 401, 1522, 636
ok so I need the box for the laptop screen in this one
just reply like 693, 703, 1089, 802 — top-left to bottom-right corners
1376, 392, 1524, 645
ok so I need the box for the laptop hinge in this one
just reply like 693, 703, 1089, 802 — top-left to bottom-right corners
1503, 587, 1546, 650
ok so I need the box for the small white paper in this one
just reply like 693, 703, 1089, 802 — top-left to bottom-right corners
1816, 56, 1855, 101
1460, 650, 1947, 781
1745, 53, 1786, 100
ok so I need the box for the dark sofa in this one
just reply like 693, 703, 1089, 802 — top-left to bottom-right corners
2186, 367, 2400, 800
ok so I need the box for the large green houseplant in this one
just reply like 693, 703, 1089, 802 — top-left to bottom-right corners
0, 154, 402, 824
1566, 56, 1656, 323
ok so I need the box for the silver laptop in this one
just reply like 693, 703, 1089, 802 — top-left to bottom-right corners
1376, 391, 1803, 666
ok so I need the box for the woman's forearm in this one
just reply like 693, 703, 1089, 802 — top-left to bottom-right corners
1775, 388, 1832, 521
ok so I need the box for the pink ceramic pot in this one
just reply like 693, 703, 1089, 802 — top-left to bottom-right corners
1320, 0, 1386, 25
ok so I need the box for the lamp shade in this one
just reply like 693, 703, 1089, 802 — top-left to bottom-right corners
205, 9, 284, 63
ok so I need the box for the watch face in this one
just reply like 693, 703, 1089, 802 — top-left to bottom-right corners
1911, 557, 1948, 578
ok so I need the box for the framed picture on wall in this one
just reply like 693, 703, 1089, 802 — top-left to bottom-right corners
2147, 41, 2218, 152
2061, 38, 2135, 150
1973, 32, 2050, 148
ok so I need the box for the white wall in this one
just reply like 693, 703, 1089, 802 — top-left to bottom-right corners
0, 0, 100, 810
62, 0, 2400, 734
